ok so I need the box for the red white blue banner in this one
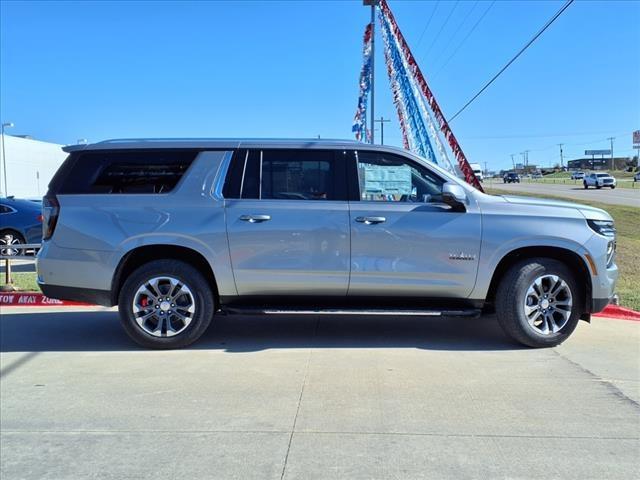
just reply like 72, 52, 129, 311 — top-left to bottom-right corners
352, 23, 374, 142
378, 0, 483, 191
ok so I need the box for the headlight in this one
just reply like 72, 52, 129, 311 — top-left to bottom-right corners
587, 219, 616, 237
587, 220, 616, 267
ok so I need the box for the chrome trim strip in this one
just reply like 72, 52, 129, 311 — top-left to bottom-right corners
261, 309, 443, 316
259, 150, 263, 199
239, 149, 249, 198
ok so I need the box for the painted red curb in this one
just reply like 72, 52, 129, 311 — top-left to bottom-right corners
594, 305, 640, 322
1, 292, 638, 320
0, 292, 92, 307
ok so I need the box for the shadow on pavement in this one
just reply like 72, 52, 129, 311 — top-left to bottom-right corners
0, 310, 523, 353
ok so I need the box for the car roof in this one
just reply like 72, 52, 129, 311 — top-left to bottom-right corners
63, 138, 374, 153
0, 197, 41, 208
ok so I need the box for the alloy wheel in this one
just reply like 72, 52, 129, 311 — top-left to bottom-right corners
0, 233, 23, 256
523, 274, 573, 335
132, 276, 196, 337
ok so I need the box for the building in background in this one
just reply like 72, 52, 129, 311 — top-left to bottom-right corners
0, 134, 67, 198
567, 157, 635, 171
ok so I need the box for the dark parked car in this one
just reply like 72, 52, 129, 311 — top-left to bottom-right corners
0, 197, 43, 255
503, 172, 520, 183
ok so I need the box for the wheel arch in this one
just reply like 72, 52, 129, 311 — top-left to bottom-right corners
111, 244, 220, 306
485, 246, 592, 316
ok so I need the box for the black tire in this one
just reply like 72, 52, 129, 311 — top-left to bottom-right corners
611, 185, 616, 189
0, 229, 26, 256
118, 259, 215, 349
583, 182, 588, 189
495, 258, 583, 348
596, 185, 602, 189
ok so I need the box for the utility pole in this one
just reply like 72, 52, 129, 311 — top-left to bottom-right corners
364, 0, 379, 144
607, 137, 615, 170
558, 143, 564, 169
374, 117, 390, 144
484, 161, 488, 178
510, 154, 516, 171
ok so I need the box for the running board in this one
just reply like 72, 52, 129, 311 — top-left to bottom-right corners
221, 307, 481, 318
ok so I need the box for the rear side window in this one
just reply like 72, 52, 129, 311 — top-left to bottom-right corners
224, 149, 347, 201
52, 150, 198, 194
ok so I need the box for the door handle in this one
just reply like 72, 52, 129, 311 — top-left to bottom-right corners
239, 214, 271, 223
355, 216, 386, 225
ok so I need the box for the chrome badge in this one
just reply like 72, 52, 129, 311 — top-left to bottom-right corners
449, 252, 476, 261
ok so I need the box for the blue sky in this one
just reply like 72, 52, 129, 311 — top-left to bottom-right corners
1, 0, 639, 171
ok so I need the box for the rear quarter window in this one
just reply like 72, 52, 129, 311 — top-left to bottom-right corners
52, 150, 199, 194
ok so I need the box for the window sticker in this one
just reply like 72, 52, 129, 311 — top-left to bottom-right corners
360, 163, 412, 200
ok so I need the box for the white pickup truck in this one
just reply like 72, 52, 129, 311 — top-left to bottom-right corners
469, 163, 483, 182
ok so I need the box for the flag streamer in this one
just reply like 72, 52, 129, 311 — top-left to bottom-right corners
352, 23, 374, 142
378, 0, 483, 190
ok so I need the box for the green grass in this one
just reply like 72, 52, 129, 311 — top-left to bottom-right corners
1, 271, 40, 292
514, 177, 638, 188
543, 170, 637, 179
486, 187, 640, 311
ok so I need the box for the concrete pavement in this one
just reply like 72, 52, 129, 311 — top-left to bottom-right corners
488, 180, 640, 207
1, 308, 639, 479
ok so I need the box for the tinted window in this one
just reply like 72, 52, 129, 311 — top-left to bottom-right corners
355, 151, 444, 202
261, 150, 338, 200
0, 204, 13, 214
224, 149, 346, 201
53, 150, 198, 194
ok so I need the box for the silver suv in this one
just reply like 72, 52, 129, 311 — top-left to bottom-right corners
37, 139, 618, 349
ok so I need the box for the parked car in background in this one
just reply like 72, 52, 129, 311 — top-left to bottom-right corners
571, 171, 585, 180
0, 197, 43, 255
634, 171, 640, 182
37, 138, 618, 350
532, 172, 543, 179
503, 172, 520, 183
583, 172, 617, 189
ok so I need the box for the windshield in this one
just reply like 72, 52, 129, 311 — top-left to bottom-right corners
596, 173, 610, 177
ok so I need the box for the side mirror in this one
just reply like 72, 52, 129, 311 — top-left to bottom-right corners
442, 182, 468, 210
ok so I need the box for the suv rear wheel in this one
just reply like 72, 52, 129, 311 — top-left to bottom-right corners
118, 259, 215, 349
495, 258, 582, 348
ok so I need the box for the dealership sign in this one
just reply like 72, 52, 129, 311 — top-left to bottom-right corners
634, 130, 640, 149
585, 149, 611, 156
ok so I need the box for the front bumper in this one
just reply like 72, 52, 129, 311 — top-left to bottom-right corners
582, 234, 619, 314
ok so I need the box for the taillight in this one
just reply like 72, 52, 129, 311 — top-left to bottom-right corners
42, 195, 60, 240
37, 214, 44, 222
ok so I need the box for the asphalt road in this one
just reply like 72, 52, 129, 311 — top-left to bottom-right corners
0, 259, 35, 273
1, 308, 638, 479
488, 180, 640, 207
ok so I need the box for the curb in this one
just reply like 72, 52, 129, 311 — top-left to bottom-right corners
2, 292, 639, 321
0, 292, 91, 307
594, 305, 640, 322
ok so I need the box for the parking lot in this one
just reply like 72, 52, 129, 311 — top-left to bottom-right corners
1, 307, 638, 479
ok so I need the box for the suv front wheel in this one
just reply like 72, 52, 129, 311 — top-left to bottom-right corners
118, 259, 215, 349
495, 258, 582, 348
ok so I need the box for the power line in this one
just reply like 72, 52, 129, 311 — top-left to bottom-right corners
429, 1, 479, 70
423, 1, 459, 60
447, 0, 575, 123
432, 1, 496, 79
415, 1, 440, 48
